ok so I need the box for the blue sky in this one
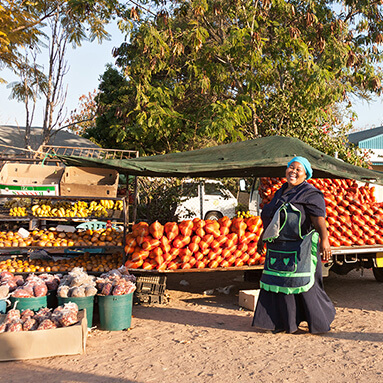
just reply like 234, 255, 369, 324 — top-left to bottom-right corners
1, 21, 383, 131
0, 23, 124, 128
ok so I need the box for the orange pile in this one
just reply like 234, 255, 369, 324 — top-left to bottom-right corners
258, 177, 383, 247
0, 227, 123, 248
0, 252, 124, 274
125, 216, 265, 271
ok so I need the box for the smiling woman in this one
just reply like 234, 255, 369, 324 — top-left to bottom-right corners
252, 156, 336, 334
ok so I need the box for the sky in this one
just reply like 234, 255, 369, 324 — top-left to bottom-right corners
1, 22, 383, 131
0, 22, 125, 128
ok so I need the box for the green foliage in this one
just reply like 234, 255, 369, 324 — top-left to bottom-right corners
88, 0, 383, 165
0, 0, 122, 78
135, 177, 183, 224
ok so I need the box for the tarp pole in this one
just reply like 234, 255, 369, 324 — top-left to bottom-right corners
132, 175, 138, 225
199, 180, 204, 219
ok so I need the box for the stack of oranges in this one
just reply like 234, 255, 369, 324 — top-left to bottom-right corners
0, 227, 123, 248
0, 251, 124, 274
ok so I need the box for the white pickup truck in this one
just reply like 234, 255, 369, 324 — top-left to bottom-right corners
176, 179, 237, 221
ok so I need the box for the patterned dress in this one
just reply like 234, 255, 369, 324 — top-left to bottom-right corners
252, 181, 336, 333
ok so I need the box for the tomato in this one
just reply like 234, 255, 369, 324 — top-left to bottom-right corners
220, 226, 230, 236
178, 220, 194, 236
192, 218, 205, 229
199, 240, 209, 251
202, 234, 214, 244
195, 251, 204, 261
142, 261, 155, 270
218, 216, 232, 228
237, 243, 248, 253
189, 257, 197, 267
167, 261, 179, 270
329, 238, 341, 247
208, 260, 219, 269
220, 259, 230, 268
195, 261, 206, 269
169, 247, 180, 259
188, 242, 199, 253
327, 216, 337, 225
221, 248, 231, 259
234, 259, 244, 267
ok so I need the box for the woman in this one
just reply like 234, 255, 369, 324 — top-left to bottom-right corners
252, 156, 335, 334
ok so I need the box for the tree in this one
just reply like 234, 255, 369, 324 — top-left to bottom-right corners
65, 90, 98, 136
90, 0, 383, 166
7, 52, 46, 149
84, 65, 136, 149
1, 0, 124, 147
0, 0, 121, 76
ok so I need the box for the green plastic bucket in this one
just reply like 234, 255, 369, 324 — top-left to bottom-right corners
9, 296, 47, 312
57, 296, 95, 327
98, 293, 133, 331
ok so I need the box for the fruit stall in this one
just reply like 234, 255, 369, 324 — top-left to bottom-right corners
0, 161, 129, 276
56, 136, 383, 279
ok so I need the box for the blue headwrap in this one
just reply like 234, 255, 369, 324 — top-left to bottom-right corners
287, 156, 313, 180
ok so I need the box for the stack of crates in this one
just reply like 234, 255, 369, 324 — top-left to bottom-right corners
134, 275, 167, 304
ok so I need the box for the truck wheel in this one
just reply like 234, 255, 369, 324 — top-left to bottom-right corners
373, 267, 383, 282
204, 211, 223, 220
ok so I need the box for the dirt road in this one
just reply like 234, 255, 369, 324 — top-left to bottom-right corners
1, 268, 383, 383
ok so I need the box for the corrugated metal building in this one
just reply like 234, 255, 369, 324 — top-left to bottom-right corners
348, 126, 383, 172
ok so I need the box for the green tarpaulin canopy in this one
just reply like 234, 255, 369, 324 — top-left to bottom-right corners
58, 136, 383, 185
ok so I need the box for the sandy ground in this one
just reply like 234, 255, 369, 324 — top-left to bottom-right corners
1, 268, 383, 383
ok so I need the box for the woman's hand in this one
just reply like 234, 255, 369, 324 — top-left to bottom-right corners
320, 237, 332, 262
310, 216, 332, 262
257, 231, 265, 255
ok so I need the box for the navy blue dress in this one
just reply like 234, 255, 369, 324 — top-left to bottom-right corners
252, 181, 336, 334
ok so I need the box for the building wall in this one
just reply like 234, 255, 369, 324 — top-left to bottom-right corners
359, 134, 383, 150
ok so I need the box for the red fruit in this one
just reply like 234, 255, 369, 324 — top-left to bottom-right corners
208, 260, 219, 269
142, 238, 161, 251
160, 236, 171, 253
142, 261, 155, 270
169, 247, 180, 259
172, 235, 191, 248
132, 222, 149, 238
220, 260, 230, 268
189, 257, 197, 267
188, 242, 199, 253
195, 251, 204, 261
178, 220, 194, 236
195, 227, 206, 237
164, 222, 179, 241
167, 262, 179, 270
199, 240, 210, 251
191, 235, 202, 244
195, 261, 206, 269
149, 221, 164, 239
192, 218, 205, 229
220, 226, 230, 236
218, 216, 232, 228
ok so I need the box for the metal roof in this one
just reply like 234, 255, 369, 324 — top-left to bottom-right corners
0, 125, 100, 155
348, 126, 383, 145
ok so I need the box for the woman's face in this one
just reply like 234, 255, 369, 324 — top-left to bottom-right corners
286, 161, 307, 188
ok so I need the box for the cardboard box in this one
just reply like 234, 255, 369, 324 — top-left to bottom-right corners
60, 166, 118, 198
0, 310, 87, 361
239, 289, 260, 311
0, 163, 63, 196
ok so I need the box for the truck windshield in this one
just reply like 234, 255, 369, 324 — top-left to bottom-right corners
181, 183, 198, 198
204, 183, 225, 197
